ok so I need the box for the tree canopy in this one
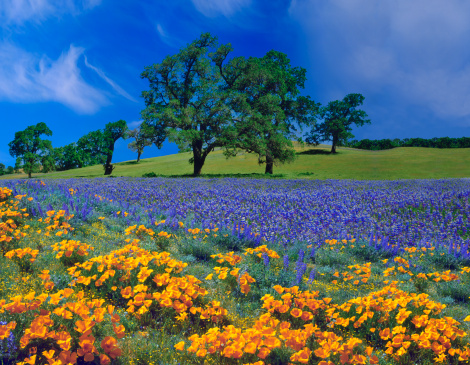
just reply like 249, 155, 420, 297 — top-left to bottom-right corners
8, 122, 53, 178
103, 120, 128, 175
141, 33, 239, 176
305, 93, 370, 153
77, 130, 108, 167
140, 32, 319, 175
216, 49, 319, 173
126, 125, 153, 163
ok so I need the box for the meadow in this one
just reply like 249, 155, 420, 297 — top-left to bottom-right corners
2, 144, 470, 181
0, 176, 470, 365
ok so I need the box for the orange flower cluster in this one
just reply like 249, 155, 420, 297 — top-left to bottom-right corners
51, 240, 94, 260
0, 289, 123, 365
66, 240, 228, 325
125, 223, 174, 240
94, 194, 113, 202
262, 285, 330, 321
0, 190, 29, 250
211, 251, 243, 265
177, 286, 371, 365
40, 210, 74, 237
328, 283, 470, 362
124, 224, 155, 238
331, 263, 371, 285
244, 245, 281, 259
5, 247, 39, 262
383, 261, 461, 282
415, 271, 460, 282
186, 226, 219, 239
4, 247, 39, 272
0, 187, 13, 201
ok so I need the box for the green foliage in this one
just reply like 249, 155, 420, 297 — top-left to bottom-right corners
177, 237, 216, 262
305, 93, 370, 153
126, 125, 153, 162
343, 136, 470, 150
437, 280, 470, 303
345, 240, 394, 263
77, 129, 108, 166
141, 32, 319, 176
8, 122, 53, 178
211, 234, 255, 252
74, 120, 127, 175
141, 32, 233, 176
103, 120, 128, 175
223, 50, 320, 174
423, 246, 470, 270
142, 172, 158, 177
53, 143, 84, 171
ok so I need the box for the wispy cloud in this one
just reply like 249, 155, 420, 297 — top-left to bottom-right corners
155, 23, 187, 49
84, 56, 137, 102
0, 42, 109, 114
190, 0, 251, 18
0, 0, 102, 26
289, 0, 470, 124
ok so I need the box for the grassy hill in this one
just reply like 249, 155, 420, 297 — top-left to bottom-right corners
2, 144, 470, 180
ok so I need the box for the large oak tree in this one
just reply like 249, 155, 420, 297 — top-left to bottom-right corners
141, 33, 239, 176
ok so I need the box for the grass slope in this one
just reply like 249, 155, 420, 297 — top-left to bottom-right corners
3, 144, 470, 180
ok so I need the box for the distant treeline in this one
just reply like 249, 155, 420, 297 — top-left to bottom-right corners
341, 137, 470, 150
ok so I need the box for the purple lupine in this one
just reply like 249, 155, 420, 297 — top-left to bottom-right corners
307, 269, 316, 284
262, 253, 270, 268
283, 255, 289, 271
309, 245, 315, 260
4, 177, 470, 251
295, 263, 307, 285
0, 321, 16, 358
297, 249, 305, 263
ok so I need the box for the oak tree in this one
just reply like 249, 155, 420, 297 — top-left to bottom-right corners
8, 122, 53, 178
305, 93, 370, 153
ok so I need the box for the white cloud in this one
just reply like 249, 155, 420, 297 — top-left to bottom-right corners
0, 0, 102, 26
289, 0, 470, 123
84, 56, 137, 102
190, 0, 251, 18
0, 42, 109, 114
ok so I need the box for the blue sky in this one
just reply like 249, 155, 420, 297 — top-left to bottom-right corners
1, 0, 469, 167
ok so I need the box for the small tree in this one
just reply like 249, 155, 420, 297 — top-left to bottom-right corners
103, 120, 128, 175
53, 143, 84, 171
126, 125, 153, 163
0, 163, 5, 176
77, 130, 108, 167
305, 93, 370, 153
8, 122, 53, 178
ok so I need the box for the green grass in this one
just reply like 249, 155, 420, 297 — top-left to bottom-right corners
3, 144, 470, 180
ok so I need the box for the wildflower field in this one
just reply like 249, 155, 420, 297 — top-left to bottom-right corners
1, 177, 470, 365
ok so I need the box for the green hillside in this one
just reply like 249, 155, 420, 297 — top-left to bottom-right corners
2, 144, 470, 180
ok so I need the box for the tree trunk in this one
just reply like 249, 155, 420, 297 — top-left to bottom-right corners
104, 164, 114, 175
331, 135, 337, 154
192, 141, 206, 176
137, 151, 141, 163
28, 171, 32, 178
265, 154, 274, 174
104, 144, 115, 175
